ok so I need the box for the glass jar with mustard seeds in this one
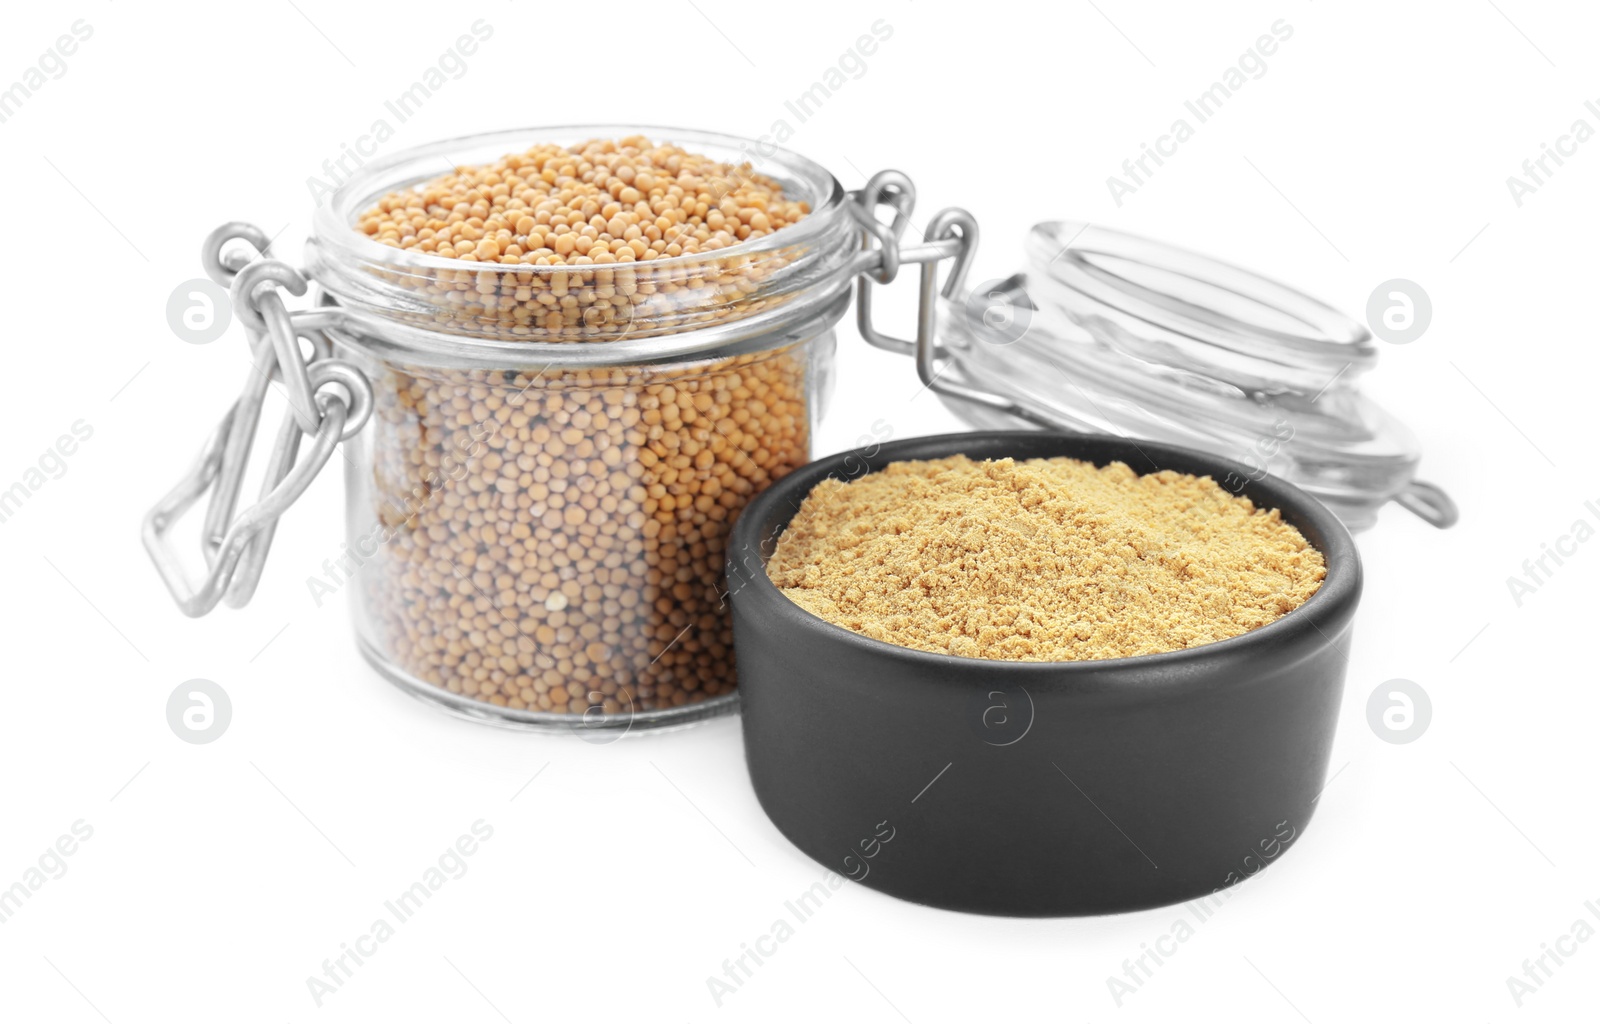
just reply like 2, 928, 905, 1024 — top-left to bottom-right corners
312, 128, 856, 729
147, 126, 878, 732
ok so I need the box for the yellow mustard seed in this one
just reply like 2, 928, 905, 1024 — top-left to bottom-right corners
352, 136, 811, 343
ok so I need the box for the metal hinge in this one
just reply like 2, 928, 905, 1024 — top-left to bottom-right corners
143, 223, 373, 616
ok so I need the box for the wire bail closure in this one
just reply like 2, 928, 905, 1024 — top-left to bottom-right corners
143, 223, 374, 617
848, 173, 1074, 434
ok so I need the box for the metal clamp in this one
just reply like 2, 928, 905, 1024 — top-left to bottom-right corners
849, 173, 1071, 432
144, 222, 374, 617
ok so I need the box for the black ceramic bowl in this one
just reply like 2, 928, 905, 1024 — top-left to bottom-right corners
728, 431, 1361, 917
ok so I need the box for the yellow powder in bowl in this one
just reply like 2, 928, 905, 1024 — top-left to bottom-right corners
765, 455, 1326, 661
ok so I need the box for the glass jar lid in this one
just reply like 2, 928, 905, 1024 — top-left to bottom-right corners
932, 222, 1456, 532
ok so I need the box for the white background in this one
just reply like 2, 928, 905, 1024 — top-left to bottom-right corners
1, 1, 1596, 1020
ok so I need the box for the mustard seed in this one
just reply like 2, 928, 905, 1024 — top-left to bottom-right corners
354, 136, 810, 342
352, 138, 816, 715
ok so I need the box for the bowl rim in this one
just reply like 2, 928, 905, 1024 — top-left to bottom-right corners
729, 429, 1362, 685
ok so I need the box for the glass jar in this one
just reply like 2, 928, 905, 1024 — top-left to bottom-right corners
316, 128, 864, 729
148, 126, 885, 732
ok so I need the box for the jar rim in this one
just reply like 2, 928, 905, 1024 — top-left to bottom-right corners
303, 125, 862, 358
311, 124, 851, 277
